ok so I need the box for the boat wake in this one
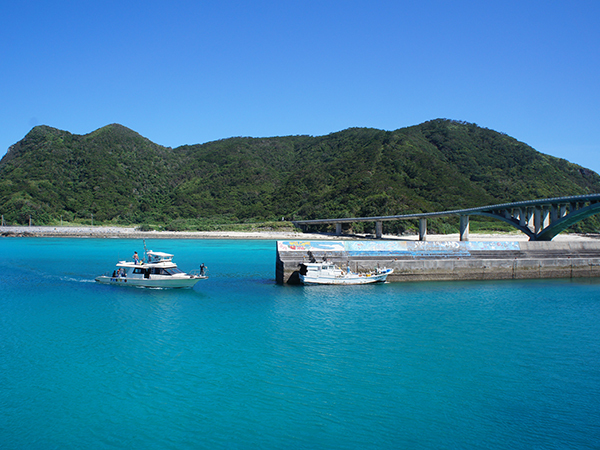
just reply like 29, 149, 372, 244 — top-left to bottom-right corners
61, 276, 96, 284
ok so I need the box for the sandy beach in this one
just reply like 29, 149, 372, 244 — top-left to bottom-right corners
0, 226, 339, 240
1, 225, 598, 242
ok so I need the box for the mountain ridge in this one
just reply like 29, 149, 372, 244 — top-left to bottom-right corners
1, 119, 599, 233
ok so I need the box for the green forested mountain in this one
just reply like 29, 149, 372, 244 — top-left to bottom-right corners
1, 119, 599, 232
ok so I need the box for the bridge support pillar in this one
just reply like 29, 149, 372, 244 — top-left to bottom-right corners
335, 223, 342, 235
460, 215, 469, 241
375, 221, 383, 239
560, 205, 567, 218
526, 208, 535, 231
543, 208, 550, 229
419, 218, 427, 241
518, 208, 526, 227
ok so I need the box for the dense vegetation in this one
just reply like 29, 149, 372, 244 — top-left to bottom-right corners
1, 119, 599, 234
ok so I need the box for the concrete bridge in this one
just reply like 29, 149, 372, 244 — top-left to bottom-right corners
293, 194, 600, 241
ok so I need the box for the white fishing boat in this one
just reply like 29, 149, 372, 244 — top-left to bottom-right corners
95, 250, 207, 289
299, 262, 393, 285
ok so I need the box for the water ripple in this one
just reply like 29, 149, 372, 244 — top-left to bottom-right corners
2, 240, 600, 449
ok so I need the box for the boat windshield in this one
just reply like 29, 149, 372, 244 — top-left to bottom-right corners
132, 267, 185, 275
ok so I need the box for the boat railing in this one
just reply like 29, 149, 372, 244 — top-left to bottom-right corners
100, 271, 128, 278
189, 268, 209, 278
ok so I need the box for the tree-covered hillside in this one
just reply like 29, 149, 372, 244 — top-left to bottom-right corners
0, 124, 186, 224
1, 119, 599, 233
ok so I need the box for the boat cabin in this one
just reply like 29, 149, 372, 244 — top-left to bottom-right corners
132, 267, 185, 278
300, 262, 343, 276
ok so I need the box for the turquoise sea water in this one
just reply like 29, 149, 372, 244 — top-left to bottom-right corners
1, 238, 600, 450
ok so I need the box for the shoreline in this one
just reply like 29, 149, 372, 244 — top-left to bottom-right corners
1, 225, 598, 242
0, 226, 344, 240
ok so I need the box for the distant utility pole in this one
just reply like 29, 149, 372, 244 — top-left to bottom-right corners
29, 215, 32, 227
1, 215, 4, 226
91, 214, 94, 226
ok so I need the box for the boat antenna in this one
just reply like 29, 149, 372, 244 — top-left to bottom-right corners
143, 240, 148, 261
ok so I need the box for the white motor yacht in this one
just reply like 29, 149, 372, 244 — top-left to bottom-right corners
95, 250, 207, 289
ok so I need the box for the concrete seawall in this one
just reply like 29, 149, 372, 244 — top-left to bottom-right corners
276, 240, 600, 284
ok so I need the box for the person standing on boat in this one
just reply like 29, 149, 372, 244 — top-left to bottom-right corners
133, 251, 140, 264
200, 263, 206, 276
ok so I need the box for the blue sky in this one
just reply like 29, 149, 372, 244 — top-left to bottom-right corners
2, 0, 599, 176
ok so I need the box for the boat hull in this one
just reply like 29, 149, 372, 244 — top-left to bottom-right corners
300, 270, 392, 285
95, 275, 205, 289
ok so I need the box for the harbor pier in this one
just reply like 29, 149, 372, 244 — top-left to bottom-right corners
276, 240, 600, 284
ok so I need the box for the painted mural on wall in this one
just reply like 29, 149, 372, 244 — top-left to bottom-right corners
278, 240, 520, 258
277, 241, 346, 252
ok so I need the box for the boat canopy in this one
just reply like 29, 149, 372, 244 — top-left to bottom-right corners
147, 251, 173, 262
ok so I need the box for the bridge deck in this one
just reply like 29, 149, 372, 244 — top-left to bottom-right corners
292, 194, 600, 241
